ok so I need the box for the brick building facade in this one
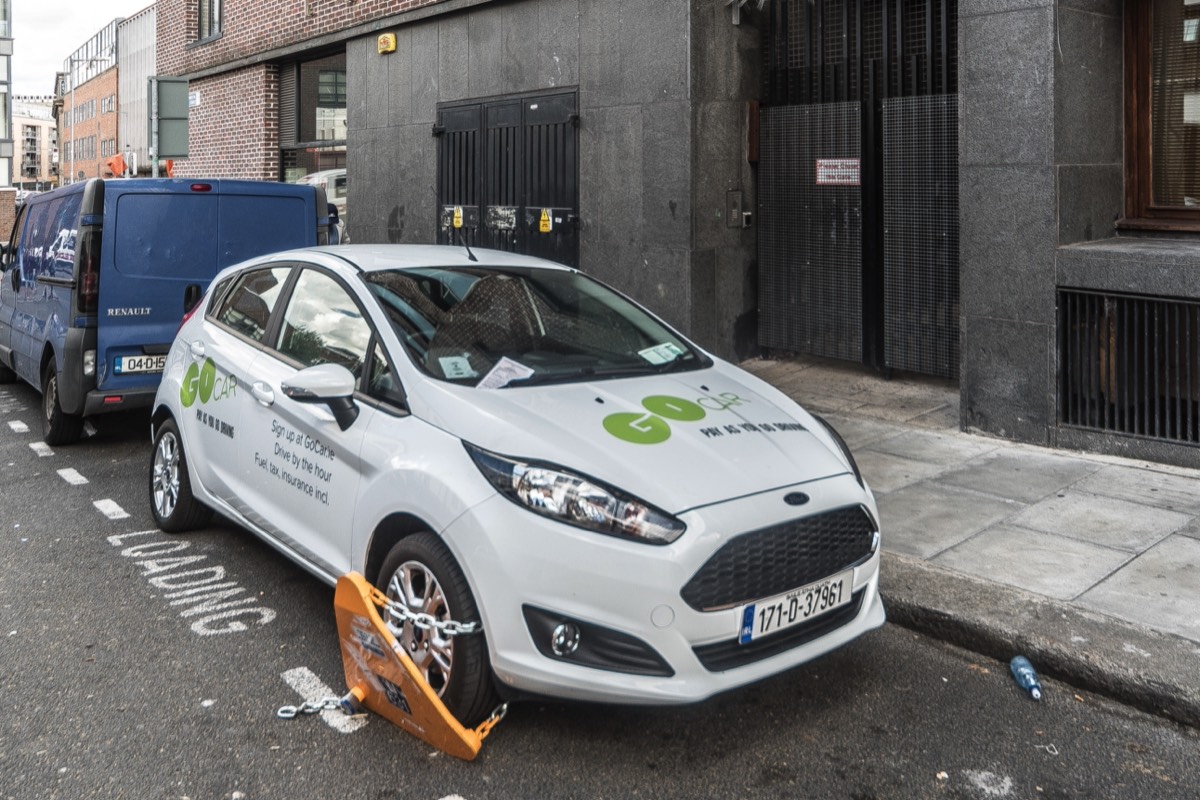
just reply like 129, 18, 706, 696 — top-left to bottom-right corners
60, 67, 120, 183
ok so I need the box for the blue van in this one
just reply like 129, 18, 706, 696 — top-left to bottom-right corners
0, 178, 330, 444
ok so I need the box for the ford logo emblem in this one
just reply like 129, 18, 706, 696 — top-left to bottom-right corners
783, 492, 810, 506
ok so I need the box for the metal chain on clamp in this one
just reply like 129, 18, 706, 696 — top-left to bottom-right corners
475, 703, 509, 741
277, 694, 358, 720
380, 598, 480, 638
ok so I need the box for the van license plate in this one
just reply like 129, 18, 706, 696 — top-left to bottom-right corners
738, 570, 852, 644
115, 355, 166, 374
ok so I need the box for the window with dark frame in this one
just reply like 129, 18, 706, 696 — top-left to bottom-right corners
1125, 0, 1200, 229
199, 0, 222, 41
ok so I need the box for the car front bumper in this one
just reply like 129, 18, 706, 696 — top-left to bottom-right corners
441, 471, 886, 706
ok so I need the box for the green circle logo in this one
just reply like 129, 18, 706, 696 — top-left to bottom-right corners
603, 412, 672, 445
643, 395, 706, 422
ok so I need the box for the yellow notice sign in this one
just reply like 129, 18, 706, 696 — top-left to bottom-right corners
453, 206, 464, 229
539, 208, 552, 233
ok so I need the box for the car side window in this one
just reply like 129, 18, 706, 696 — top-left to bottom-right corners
275, 268, 372, 385
212, 267, 291, 342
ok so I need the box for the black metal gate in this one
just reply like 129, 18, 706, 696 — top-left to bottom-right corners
435, 91, 580, 268
759, 0, 959, 378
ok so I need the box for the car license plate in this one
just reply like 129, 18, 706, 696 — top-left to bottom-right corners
115, 354, 167, 374
738, 570, 853, 644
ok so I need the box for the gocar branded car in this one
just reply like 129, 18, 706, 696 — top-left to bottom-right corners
149, 244, 885, 725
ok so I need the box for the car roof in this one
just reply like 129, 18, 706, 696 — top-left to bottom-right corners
274, 244, 577, 274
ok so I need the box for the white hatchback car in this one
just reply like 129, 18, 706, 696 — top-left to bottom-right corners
149, 244, 885, 724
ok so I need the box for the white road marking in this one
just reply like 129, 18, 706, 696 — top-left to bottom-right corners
281, 667, 368, 734
57, 468, 89, 485
8, 420, 29, 433
29, 442, 53, 457
93, 499, 130, 520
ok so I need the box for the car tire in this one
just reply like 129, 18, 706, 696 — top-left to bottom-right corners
42, 365, 84, 445
149, 418, 213, 533
0, 359, 15, 383
376, 533, 499, 727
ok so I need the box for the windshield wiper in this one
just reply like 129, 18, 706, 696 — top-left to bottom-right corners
503, 359, 698, 388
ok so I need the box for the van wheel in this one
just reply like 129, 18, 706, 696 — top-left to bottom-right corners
376, 533, 499, 727
0, 361, 14, 383
42, 366, 84, 445
149, 418, 212, 533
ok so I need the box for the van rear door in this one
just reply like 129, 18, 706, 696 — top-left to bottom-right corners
96, 180, 318, 397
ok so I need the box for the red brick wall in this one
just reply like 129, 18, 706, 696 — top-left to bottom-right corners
170, 65, 280, 179
0, 190, 16, 241
157, 0, 456, 76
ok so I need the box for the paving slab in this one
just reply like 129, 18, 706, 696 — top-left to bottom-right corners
1009, 491, 1194, 553
937, 449, 1104, 503
1077, 535, 1200, 643
855, 450, 951, 494
1071, 465, 1200, 515
861, 428, 999, 467
931, 524, 1132, 601
878, 482, 1023, 559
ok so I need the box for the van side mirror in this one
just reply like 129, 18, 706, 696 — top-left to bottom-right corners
9, 265, 18, 293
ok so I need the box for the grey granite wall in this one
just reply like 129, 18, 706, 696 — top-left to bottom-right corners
345, 0, 758, 357
959, 0, 1058, 444
959, 0, 1123, 446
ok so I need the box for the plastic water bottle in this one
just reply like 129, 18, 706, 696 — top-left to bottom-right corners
1010, 655, 1043, 700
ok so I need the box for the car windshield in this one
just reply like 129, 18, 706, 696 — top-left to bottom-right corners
363, 266, 709, 387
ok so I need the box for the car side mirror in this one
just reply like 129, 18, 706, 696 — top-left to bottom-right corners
9, 266, 18, 293
281, 363, 360, 431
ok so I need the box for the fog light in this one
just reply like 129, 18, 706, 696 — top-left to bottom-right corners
551, 622, 581, 656
83, 350, 96, 377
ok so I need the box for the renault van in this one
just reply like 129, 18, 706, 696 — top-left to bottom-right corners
0, 178, 329, 444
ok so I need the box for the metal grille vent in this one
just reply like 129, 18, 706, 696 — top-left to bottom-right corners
1059, 291, 1200, 444
882, 94, 959, 379
758, 103, 863, 361
680, 506, 876, 612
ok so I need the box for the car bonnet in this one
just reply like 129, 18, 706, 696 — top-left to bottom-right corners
411, 362, 852, 514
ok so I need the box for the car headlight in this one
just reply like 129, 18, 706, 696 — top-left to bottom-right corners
464, 443, 686, 545
813, 415, 865, 489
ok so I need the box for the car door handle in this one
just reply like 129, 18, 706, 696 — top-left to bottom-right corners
188, 341, 206, 359
251, 381, 274, 406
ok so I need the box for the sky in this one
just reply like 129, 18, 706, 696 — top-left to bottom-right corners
11, 0, 153, 96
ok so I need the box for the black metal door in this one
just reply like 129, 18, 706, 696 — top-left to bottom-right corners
759, 0, 959, 379
436, 91, 579, 268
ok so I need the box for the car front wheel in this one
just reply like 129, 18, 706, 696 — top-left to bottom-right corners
149, 418, 212, 533
376, 533, 498, 727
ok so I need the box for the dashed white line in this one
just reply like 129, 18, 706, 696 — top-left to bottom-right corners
57, 468, 89, 486
29, 442, 53, 457
93, 499, 130, 520
281, 667, 368, 734
7, 421, 29, 433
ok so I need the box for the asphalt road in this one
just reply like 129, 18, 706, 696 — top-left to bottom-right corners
1, 380, 1198, 800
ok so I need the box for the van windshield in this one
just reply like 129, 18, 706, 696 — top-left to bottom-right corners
363, 267, 708, 388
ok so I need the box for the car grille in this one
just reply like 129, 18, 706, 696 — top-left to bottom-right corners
680, 505, 877, 612
692, 590, 865, 672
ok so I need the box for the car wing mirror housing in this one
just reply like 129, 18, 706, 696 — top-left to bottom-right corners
282, 363, 360, 431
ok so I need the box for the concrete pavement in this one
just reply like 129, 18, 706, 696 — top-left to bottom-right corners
740, 355, 1200, 729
